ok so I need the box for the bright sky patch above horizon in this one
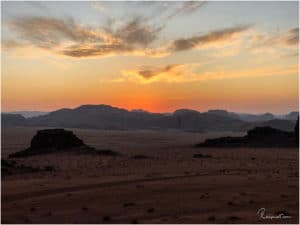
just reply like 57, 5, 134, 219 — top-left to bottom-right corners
1, 1, 299, 114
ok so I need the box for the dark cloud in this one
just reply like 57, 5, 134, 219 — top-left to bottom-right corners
5, 16, 163, 56
62, 24, 252, 58
285, 28, 299, 46
61, 17, 163, 57
8, 17, 106, 49
5, 15, 252, 58
62, 43, 133, 58
169, 25, 252, 52
137, 64, 181, 79
167, 1, 206, 19
111, 17, 163, 47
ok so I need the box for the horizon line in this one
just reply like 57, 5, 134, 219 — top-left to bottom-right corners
2, 103, 299, 116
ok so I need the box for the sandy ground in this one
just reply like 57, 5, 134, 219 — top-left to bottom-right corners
1, 127, 299, 223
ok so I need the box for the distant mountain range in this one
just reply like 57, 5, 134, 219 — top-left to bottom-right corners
5, 111, 48, 118
2, 105, 298, 132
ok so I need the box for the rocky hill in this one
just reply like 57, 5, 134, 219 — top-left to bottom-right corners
2, 105, 298, 132
196, 118, 299, 148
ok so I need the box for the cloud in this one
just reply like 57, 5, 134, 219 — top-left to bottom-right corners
284, 28, 299, 46
61, 16, 165, 57
7, 17, 111, 49
120, 64, 200, 83
124, 64, 183, 80
2, 39, 24, 49
168, 25, 252, 52
62, 43, 132, 58
118, 63, 298, 84
2, 15, 252, 59
92, 1, 205, 22
3, 1, 207, 58
6, 14, 295, 60
167, 1, 206, 20
4, 16, 166, 57
110, 17, 163, 47
254, 27, 299, 49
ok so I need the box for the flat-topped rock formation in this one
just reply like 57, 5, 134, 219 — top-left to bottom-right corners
196, 118, 299, 148
30, 129, 84, 149
9, 129, 118, 158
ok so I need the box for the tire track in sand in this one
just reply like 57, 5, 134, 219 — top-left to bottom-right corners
4, 173, 210, 202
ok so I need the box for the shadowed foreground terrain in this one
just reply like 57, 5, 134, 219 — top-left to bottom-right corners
1, 127, 299, 223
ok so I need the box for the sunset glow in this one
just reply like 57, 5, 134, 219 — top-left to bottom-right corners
2, 1, 299, 114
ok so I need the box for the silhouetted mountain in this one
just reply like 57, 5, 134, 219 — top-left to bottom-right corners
27, 104, 168, 130
131, 109, 150, 113
283, 111, 299, 121
1, 114, 26, 127
196, 118, 299, 148
2, 105, 297, 132
238, 111, 299, 122
174, 109, 200, 116
206, 110, 298, 123
207, 109, 240, 120
26, 105, 249, 131
246, 119, 296, 132
5, 111, 48, 118
237, 112, 275, 122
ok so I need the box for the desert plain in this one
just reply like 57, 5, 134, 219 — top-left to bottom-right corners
1, 127, 299, 223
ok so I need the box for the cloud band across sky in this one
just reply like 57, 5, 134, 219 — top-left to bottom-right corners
2, 1, 298, 59
119, 63, 298, 84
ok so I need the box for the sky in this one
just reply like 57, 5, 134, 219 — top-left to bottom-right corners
1, 1, 299, 114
